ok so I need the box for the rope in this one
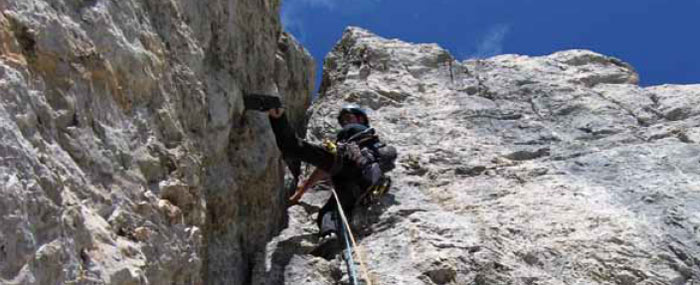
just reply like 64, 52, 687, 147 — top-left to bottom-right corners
329, 187, 374, 285
339, 221, 359, 285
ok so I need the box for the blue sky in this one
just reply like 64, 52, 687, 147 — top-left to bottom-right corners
281, 0, 700, 93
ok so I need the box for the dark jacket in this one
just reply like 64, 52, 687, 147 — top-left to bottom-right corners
269, 115, 367, 234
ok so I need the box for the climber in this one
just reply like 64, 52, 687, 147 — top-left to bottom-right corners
288, 104, 370, 205
267, 104, 393, 249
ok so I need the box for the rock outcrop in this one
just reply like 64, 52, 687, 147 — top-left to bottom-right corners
2, 1, 699, 283
0, 1, 313, 284
264, 27, 700, 284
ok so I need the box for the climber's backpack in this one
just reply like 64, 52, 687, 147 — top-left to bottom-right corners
336, 127, 397, 189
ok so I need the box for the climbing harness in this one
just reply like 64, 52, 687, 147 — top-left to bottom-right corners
356, 176, 392, 206
330, 187, 373, 285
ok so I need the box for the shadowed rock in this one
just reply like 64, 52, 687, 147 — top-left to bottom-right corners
0, 1, 313, 284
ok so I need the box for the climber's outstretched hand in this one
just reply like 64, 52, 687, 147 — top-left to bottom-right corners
288, 186, 305, 205
268, 108, 284, 118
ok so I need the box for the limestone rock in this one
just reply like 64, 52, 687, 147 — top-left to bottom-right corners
132, 227, 151, 242
0, 0, 313, 284
267, 27, 700, 284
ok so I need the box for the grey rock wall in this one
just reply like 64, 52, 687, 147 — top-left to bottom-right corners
0, 1, 313, 284
266, 27, 700, 284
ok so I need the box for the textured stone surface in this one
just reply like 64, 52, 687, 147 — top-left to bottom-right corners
3, 2, 699, 283
0, 1, 313, 284
265, 27, 700, 284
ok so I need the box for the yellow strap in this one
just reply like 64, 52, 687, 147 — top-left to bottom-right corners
322, 139, 337, 154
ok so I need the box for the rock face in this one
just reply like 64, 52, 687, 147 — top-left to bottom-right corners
264, 27, 700, 284
0, 1, 313, 284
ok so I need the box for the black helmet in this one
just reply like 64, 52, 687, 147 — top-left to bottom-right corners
337, 104, 369, 127
336, 123, 369, 142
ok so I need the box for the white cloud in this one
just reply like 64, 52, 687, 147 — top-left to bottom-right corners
281, 0, 330, 43
281, 0, 381, 42
470, 24, 510, 59
288, 0, 381, 10
298, 0, 336, 9
281, 4, 306, 42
